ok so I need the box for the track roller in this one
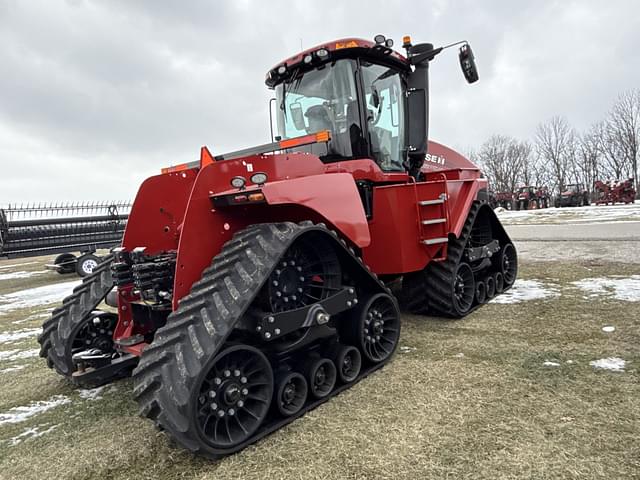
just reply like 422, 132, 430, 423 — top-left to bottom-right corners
485, 275, 496, 299
274, 371, 308, 417
306, 357, 337, 399
331, 345, 362, 383
494, 272, 504, 293
452, 263, 475, 315
475, 280, 486, 304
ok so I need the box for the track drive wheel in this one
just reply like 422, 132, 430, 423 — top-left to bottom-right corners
353, 293, 400, 363
498, 243, 518, 285
452, 263, 475, 315
195, 345, 273, 451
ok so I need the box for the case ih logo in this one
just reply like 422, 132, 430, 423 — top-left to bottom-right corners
425, 153, 446, 165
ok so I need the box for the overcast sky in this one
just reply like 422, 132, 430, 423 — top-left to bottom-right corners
1, 0, 639, 203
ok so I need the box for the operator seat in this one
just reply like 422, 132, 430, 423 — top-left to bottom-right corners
305, 105, 333, 134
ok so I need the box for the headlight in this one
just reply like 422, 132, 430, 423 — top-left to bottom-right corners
250, 172, 268, 185
231, 176, 246, 189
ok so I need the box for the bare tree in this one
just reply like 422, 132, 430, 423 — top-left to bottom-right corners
475, 135, 529, 193
575, 125, 601, 190
606, 89, 640, 183
595, 120, 627, 179
535, 116, 575, 192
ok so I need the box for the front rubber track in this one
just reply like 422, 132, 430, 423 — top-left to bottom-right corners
38, 254, 115, 374
131, 221, 393, 459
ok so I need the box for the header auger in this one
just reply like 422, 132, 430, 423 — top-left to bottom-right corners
38, 34, 517, 458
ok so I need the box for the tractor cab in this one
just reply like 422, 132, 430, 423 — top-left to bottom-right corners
266, 35, 479, 177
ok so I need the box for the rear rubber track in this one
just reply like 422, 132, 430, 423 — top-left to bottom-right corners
403, 201, 514, 317
39, 254, 116, 380
132, 221, 393, 458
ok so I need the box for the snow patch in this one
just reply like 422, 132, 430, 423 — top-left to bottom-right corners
0, 328, 41, 344
0, 262, 39, 270
543, 361, 560, 367
0, 349, 39, 362
590, 357, 626, 372
0, 270, 46, 281
572, 275, 640, 302
602, 325, 616, 333
490, 279, 559, 304
8, 424, 58, 446
399, 346, 416, 354
78, 386, 106, 401
0, 395, 70, 425
454, 352, 465, 358
0, 365, 26, 374
0, 280, 80, 313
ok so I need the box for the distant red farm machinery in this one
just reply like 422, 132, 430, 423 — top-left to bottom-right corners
515, 186, 550, 210
594, 178, 636, 205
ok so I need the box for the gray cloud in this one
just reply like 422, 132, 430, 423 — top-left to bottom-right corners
1, 0, 638, 202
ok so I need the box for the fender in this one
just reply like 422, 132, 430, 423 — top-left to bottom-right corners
262, 173, 370, 248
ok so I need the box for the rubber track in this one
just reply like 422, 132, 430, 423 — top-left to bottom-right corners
131, 221, 392, 458
39, 254, 115, 376
404, 201, 514, 317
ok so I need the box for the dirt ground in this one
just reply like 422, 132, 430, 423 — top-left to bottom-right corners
0, 231, 639, 479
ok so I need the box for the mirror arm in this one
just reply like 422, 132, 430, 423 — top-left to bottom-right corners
409, 40, 469, 65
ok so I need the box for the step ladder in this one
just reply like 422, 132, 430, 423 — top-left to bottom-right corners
416, 180, 450, 261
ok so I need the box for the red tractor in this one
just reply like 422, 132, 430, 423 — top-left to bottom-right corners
594, 178, 636, 205
494, 191, 515, 210
515, 186, 549, 210
38, 35, 517, 458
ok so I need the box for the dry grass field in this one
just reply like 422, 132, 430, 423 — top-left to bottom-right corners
0, 245, 638, 479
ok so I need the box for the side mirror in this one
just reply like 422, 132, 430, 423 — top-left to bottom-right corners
459, 44, 479, 83
290, 102, 306, 131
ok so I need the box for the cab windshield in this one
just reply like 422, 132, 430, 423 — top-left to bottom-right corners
276, 60, 364, 161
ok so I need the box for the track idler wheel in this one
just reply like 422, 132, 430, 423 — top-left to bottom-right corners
494, 272, 504, 294
195, 345, 273, 450
274, 371, 308, 417
498, 243, 518, 285
452, 263, 475, 315
485, 275, 496, 299
475, 280, 486, 304
331, 345, 362, 383
305, 357, 337, 399
354, 293, 400, 363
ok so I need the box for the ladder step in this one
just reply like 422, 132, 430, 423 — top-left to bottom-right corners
422, 237, 448, 245
418, 199, 444, 206
421, 218, 446, 225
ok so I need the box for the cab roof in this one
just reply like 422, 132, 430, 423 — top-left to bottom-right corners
265, 37, 409, 87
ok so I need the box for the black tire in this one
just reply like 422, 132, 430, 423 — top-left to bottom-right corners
54, 253, 77, 274
274, 371, 307, 417
331, 345, 362, 383
76, 254, 101, 277
494, 272, 504, 294
486, 275, 496, 299
353, 293, 400, 363
499, 243, 518, 285
305, 357, 336, 399
475, 280, 486, 304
